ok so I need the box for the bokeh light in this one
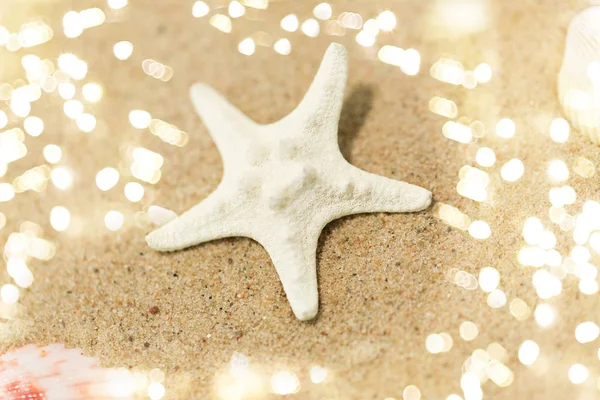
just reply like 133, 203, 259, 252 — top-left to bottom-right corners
270, 371, 300, 395
50, 206, 71, 231
568, 364, 588, 384
82, 83, 103, 102
114, 41, 134, 60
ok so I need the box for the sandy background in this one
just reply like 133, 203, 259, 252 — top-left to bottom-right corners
2, 0, 600, 398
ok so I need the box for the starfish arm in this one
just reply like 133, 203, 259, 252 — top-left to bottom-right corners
190, 83, 257, 166
280, 43, 348, 138
259, 230, 320, 321
146, 186, 246, 252
332, 165, 432, 215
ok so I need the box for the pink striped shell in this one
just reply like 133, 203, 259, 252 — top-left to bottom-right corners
0, 344, 132, 400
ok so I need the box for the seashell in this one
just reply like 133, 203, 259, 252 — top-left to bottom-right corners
0, 344, 134, 399
558, 7, 600, 142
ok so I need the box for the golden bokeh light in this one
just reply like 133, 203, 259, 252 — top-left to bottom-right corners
430, 58, 464, 85
131, 147, 163, 184
547, 160, 569, 183
301, 18, 320, 37
313, 3, 332, 20
10, 98, 32, 118
426, 333, 445, 353
210, 14, 232, 33
509, 298, 531, 321
495, 118, 516, 138
549, 118, 570, 143
192, 1, 209, 18
309, 366, 327, 384
402, 385, 421, 400
58, 53, 88, 80
142, 59, 173, 82
355, 30, 376, 47
80, 8, 106, 30
281, 14, 299, 32
473, 63, 492, 83
19, 21, 53, 48
378, 45, 404, 67
469, 220, 491, 240
0, 183, 15, 202
241, 0, 268, 10
274, 38, 291, 55
534, 304, 555, 327
13, 165, 50, 193
228, 1, 245, 19
1, 284, 19, 304
114, 41, 134, 60
124, 182, 145, 202
270, 370, 300, 395
149, 119, 189, 147
105, 210, 125, 231
64, 99, 84, 119
238, 37, 255, 56
500, 159, 524, 182
147, 382, 165, 400
443, 121, 472, 144
575, 322, 599, 344
428, 96, 458, 119
518, 340, 540, 366
376, 11, 396, 31
23, 116, 44, 137
0, 110, 7, 129
338, 12, 362, 29
129, 110, 152, 129
434, 203, 471, 231
400, 49, 420, 76
50, 206, 71, 232
475, 147, 496, 168
459, 321, 478, 341
58, 82, 76, 99
478, 267, 499, 293
76, 113, 97, 132
572, 156, 595, 178
532, 269, 562, 299
486, 289, 507, 308
108, 0, 128, 10
457, 165, 489, 202
487, 361, 514, 387
0, 26, 9, 46
82, 83, 103, 102
51, 167, 73, 190
568, 364, 588, 384
96, 168, 120, 191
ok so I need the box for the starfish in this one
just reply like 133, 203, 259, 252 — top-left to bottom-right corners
146, 43, 432, 320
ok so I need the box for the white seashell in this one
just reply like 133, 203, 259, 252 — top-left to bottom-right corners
558, 7, 600, 142
0, 344, 134, 399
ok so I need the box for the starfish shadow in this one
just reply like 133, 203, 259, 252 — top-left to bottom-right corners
313, 84, 436, 322
304, 85, 375, 323
338, 84, 375, 163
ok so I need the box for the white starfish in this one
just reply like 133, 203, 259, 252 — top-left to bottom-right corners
146, 43, 432, 320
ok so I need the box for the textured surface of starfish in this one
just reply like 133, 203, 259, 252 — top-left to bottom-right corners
146, 43, 432, 320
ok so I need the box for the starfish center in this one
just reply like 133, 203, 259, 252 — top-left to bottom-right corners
262, 161, 317, 211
